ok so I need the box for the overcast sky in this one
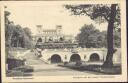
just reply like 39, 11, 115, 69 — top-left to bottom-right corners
5, 4, 108, 36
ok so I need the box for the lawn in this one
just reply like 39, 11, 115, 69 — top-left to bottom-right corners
58, 62, 121, 75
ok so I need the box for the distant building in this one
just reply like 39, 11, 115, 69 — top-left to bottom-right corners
33, 25, 78, 49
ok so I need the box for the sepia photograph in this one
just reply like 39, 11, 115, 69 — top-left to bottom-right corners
0, 0, 127, 82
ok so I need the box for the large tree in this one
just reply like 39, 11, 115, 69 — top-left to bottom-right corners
23, 27, 32, 40
65, 4, 120, 67
5, 11, 14, 48
77, 24, 104, 48
5, 11, 33, 49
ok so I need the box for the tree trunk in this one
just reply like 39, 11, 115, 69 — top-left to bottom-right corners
102, 4, 117, 68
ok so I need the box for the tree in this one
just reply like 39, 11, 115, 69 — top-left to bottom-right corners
100, 31, 107, 47
77, 24, 106, 48
113, 30, 121, 48
65, 4, 120, 67
13, 25, 24, 47
23, 27, 32, 40
5, 11, 13, 47
77, 24, 102, 48
5, 21, 15, 47
5, 11, 33, 49
23, 27, 33, 48
5, 11, 10, 24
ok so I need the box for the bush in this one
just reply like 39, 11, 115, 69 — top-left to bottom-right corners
75, 61, 82, 66
7, 58, 25, 70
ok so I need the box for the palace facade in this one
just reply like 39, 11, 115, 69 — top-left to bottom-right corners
33, 25, 78, 49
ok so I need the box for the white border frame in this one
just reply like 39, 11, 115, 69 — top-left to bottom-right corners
0, 0, 127, 82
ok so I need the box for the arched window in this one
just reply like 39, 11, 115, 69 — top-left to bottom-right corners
70, 54, 81, 62
37, 38, 42, 42
51, 54, 62, 63
60, 37, 64, 41
90, 53, 100, 61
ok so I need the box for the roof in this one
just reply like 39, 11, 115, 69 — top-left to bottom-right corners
43, 29, 56, 32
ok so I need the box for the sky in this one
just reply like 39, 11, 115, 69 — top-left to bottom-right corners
5, 4, 108, 36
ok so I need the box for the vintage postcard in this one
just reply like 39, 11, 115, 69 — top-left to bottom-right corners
0, 0, 127, 82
